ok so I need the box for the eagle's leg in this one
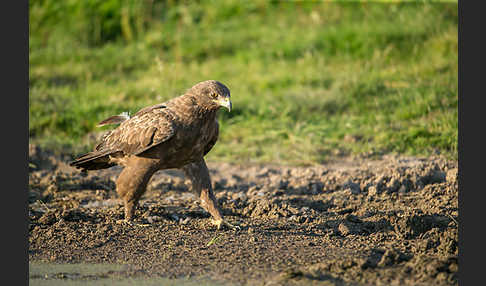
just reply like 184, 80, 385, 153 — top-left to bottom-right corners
115, 157, 158, 222
182, 159, 239, 230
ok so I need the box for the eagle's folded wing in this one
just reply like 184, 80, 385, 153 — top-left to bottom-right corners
95, 106, 175, 156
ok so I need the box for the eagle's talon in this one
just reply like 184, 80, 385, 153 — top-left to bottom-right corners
213, 219, 240, 231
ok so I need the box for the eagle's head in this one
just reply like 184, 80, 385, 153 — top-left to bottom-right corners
189, 80, 232, 112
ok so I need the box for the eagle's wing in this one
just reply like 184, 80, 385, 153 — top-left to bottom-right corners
96, 104, 175, 156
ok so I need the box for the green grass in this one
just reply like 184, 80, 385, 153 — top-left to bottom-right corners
29, 0, 458, 165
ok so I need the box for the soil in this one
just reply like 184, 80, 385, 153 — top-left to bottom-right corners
28, 144, 458, 286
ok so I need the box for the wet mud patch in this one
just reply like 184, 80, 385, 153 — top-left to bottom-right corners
29, 144, 458, 285
29, 262, 223, 285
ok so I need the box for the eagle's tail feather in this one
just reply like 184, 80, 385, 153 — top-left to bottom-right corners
97, 112, 131, 127
69, 150, 119, 171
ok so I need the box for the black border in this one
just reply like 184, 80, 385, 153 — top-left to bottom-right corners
4, 0, 29, 285
458, 0, 480, 285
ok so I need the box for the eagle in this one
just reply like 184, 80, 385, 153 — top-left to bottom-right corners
70, 80, 237, 230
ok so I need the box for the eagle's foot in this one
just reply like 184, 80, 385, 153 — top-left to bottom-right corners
212, 219, 240, 231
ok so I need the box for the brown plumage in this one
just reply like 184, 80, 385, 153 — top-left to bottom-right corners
70, 80, 236, 229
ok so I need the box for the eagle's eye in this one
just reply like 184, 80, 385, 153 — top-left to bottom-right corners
210, 93, 218, 99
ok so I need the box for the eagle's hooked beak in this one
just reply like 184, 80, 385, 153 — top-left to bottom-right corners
218, 96, 232, 112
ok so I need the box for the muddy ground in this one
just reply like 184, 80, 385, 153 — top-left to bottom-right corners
28, 144, 458, 286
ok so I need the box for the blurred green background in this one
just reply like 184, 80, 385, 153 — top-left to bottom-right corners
29, 0, 458, 165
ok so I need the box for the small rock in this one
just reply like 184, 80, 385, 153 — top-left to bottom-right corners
180, 217, 190, 225
338, 221, 362, 236
367, 186, 380, 196
338, 223, 351, 236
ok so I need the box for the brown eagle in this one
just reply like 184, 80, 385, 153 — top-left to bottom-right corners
70, 80, 237, 230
